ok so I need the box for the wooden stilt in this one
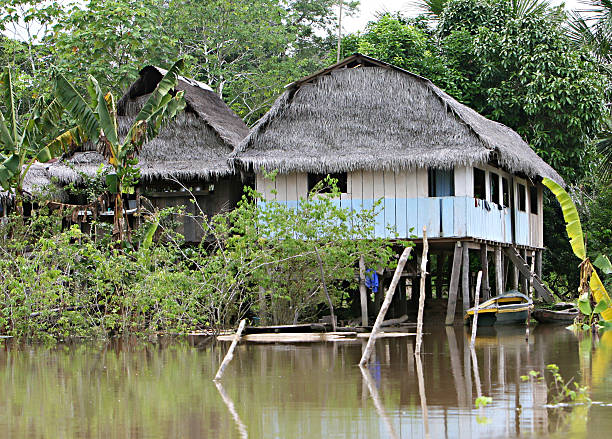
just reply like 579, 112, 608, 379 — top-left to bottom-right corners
520, 249, 528, 294
503, 254, 510, 292
535, 250, 543, 280
360, 246, 412, 366
435, 254, 442, 299
462, 244, 470, 315
513, 258, 519, 291
495, 246, 503, 296
359, 255, 369, 327
415, 227, 429, 355
445, 242, 463, 325
480, 244, 490, 300
214, 319, 246, 381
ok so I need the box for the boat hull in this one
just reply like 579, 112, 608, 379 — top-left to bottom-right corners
533, 309, 578, 324
467, 309, 529, 327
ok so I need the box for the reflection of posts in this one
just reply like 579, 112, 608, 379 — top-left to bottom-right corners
215, 381, 248, 439
445, 326, 468, 407
470, 271, 483, 348
415, 354, 431, 439
359, 365, 399, 439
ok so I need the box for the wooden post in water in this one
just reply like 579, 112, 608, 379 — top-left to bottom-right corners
520, 249, 528, 294
359, 246, 412, 366
415, 227, 429, 355
480, 244, 490, 300
462, 244, 470, 314
445, 242, 464, 325
214, 319, 246, 381
359, 255, 369, 326
470, 271, 483, 348
495, 246, 503, 296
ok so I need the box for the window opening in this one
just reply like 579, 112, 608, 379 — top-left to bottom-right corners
530, 186, 538, 214
307, 173, 347, 194
518, 183, 526, 212
473, 168, 486, 200
490, 172, 500, 204
502, 177, 510, 207
428, 168, 455, 197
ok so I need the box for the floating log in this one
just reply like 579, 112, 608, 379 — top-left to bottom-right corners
381, 314, 408, 327
217, 332, 356, 343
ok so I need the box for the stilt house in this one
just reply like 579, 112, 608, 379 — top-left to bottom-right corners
48, 66, 250, 242
234, 54, 563, 322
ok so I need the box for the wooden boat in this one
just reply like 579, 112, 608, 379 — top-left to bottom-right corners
533, 302, 578, 324
464, 291, 533, 326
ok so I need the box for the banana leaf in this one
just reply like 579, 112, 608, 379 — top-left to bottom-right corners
542, 178, 586, 260
589, 263, 612, 322
134, 59, 184, 124
54, 74, 100, 141
1, 67, 17, 141
37, 126, 87, 162
89, 76, 118, 146
0, 154, 21, 189
594, 254, 612, 274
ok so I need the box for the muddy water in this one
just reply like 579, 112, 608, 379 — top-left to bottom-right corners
0, 325, 611, 438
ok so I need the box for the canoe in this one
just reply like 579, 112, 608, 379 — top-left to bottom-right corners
533, 307, 578, 324
464, 291, 533, 326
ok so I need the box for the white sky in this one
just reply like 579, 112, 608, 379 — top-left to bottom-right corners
343, 0, 585, 33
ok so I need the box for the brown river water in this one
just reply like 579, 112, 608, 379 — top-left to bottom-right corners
1, 324, 611, 438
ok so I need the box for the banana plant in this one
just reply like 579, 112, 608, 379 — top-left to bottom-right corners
0, 67, 83, 214
543, 177, 612, 323
53, 59, 186, 240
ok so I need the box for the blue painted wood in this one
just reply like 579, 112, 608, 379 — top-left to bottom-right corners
515, 211, 530, 245
453, 197, 468, 237
441, 197, 454, 237
374, 198, 386, 238
417, 198, 441, 237
395, 198, 408, 238
407, 198, 418, 238
384, 198, 396, 238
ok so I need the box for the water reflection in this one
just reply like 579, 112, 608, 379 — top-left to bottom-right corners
0, 324, 610, 438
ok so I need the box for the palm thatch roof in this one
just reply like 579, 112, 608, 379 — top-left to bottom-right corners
49, 66, 249, 184
234, 54, 564, 185
0, 163, 67, 203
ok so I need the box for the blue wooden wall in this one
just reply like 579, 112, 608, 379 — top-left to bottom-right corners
259, 196, 531, 245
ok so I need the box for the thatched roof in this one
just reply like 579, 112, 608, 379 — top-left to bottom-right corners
234, 54, 564, 185
49, 65, 249, 184
0, 163, 67, 203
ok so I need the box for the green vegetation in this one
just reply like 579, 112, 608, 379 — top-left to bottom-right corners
521, 363, 591, 405
0, 180, 394, 340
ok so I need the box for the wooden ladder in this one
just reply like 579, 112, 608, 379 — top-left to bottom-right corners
504, 247, 554, 303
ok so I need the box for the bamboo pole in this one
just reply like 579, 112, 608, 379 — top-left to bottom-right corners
359, 255, 369, 326
359, 246, 413, 366
470, 271, 483, 348
415, 227, 429, 355
214, 319, 246, 381
336, 1, 343, 62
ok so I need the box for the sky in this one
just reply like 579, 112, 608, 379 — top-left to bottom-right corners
343, 0, 586, 33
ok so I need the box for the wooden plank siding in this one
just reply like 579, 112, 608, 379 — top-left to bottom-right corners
254, 166, 544, 248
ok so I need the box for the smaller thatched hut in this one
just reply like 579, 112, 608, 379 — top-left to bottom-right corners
48, 66, 250, 242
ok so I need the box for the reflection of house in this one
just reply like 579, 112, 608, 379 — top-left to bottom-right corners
234, 54, 563, 322
47, 66, 250, 242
